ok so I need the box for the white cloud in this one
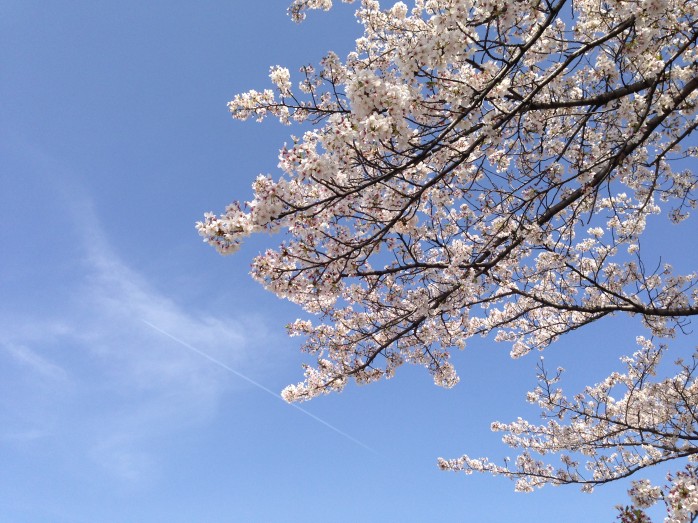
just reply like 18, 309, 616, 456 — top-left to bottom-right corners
3, 342, 69, 381
0, 187, 279, 483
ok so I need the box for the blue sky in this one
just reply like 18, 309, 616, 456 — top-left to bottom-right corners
2, 1, 693, 521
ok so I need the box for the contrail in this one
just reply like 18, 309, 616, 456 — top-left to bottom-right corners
141, 319, 377, 454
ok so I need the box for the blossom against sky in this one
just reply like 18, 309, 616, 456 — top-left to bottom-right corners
1, 1, 690, 521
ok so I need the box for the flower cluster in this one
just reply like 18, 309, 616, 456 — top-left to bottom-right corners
616, 466, 698, 523
441, 338, 698, 502
200, 0, 698, 508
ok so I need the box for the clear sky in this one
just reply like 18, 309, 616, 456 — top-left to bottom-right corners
2, 1, 694, 521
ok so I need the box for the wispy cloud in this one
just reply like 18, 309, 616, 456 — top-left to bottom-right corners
0, 176, 273, 483
1, 141, 373, 488
3, 342, 69, 381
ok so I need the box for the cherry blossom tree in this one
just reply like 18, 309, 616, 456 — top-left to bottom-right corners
199, 0, 697, 519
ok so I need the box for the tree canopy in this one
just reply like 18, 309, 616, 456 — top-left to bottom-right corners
199, 0, 698, 519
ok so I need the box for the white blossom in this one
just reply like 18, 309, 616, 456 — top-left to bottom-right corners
201, 0, 698, 516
